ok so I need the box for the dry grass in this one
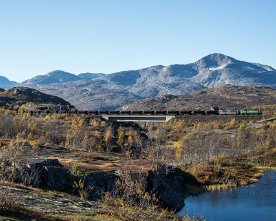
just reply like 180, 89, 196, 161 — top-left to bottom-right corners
186, 159, 265, 191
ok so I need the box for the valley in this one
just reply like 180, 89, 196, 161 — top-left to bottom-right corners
0, 85, 275, 221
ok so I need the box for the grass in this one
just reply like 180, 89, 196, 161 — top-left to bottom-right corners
0, 204, 63, 221
185, 157, 266, 192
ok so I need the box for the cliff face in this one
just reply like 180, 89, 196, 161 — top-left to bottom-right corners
2, 155, 203, 212
147, 166, 205, 211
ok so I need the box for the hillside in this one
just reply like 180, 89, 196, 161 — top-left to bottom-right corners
1, 99, 275, 220
0, 76, 17, 88
21, 53, 276, 110
120, 85, 276, 111
22, 70, 105, 85
0, 87, 71, 109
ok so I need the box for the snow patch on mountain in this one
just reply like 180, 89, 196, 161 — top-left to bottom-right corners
209, 64, 228, 71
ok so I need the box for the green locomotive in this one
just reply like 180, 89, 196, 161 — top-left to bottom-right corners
239, 109, 262, 115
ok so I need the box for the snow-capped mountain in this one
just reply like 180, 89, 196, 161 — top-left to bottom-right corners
191, 53, 276, 87
21, 53, 276, 110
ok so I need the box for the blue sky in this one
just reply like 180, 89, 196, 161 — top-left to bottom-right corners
0, 0, 275, 82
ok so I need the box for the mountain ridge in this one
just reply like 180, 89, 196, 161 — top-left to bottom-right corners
2, 53, 276, 110
120, 85, 276, 111
0, 76, 18, 88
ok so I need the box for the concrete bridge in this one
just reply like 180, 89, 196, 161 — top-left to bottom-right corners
101, 114, 175, 122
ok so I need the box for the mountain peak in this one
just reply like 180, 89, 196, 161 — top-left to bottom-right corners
46, 70, 76, 77
203, 53, 234, 59
196, 53, 235, 69
0, 76, 10, 81
23, 70, 80, 85
18, 54, 276, 110
0, 75, 18, 88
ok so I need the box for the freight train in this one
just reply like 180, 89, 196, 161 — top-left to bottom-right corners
75, 109, 262, 116
23, 105, 262, 116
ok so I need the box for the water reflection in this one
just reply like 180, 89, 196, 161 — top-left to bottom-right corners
178, 170, 276, 221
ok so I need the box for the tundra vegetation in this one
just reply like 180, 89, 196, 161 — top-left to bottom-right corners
0, 106, 275, 220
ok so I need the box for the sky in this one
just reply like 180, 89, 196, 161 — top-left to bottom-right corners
0, 0, 276, 82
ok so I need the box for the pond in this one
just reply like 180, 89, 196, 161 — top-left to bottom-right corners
178, 170, 276, 221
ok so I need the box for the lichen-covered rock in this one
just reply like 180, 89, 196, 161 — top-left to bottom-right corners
5, 158, 74, 191
147, 165, 205, 211
44, 166, 73, 191
84, 171, 117, 200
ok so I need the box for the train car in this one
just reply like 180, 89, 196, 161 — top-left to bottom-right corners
156, 111, 167, 115
120, 111, 132, 115
206, 110, 219, 115
193, 110, 205, 115
100, 111, 111, 115
240, 109, 262, 115
180, 111, 193, 115
143, 111, 155, 115
109, 111, 120, 115
219, 110, 239, 115
167, 111, 178, 115
132, 111, 144, 115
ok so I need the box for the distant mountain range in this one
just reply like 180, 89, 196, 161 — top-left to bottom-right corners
22, 70, 104, 85
0, 76, 17, 88
1, 53, 276, 110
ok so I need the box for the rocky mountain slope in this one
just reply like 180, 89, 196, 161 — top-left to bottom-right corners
0, 87, 71, 109
78, 72, 104, 80
23, 70, 104, 85
0, 76, 17, 88
19, 53, 276, 110
121, 85, 276, 111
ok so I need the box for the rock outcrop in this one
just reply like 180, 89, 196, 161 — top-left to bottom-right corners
147, 166, 205, 211
2, 158, 74, 191
2, 158, 205, 212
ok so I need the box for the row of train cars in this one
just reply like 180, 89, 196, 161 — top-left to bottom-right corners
25, 107, 262, 116
77, 109, 262, 115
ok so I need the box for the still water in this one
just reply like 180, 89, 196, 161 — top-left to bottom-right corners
178, 170, 276, 221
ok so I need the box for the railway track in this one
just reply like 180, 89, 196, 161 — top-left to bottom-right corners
21, 109, 263, 122
23, 109, 262, 116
